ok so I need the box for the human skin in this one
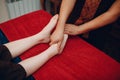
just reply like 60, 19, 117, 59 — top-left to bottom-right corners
64, 0, 120, 35
4, 14, 68, 77
50, 0, 76, 51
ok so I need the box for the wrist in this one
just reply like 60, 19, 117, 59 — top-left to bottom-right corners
55, 25, 64, 33
77, 25, 85, 34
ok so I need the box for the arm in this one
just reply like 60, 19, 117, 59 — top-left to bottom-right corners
65, 0, 120, 35
50, 0, 76, 46
57, 0, 76, 31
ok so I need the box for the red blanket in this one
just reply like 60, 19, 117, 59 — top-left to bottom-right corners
0, 10, 120, 80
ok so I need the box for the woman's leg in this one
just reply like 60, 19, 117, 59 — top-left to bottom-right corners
4, 14, 58, 58
19, 34, 68, 77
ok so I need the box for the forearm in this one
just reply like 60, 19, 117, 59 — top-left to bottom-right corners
56, 0, 76, 31
78, 0, 120, 34
78, 12, 119, 34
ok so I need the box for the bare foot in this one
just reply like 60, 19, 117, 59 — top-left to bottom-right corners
58, 34, 68, 54
49, 34, 68, 55
37, 14, 58, 43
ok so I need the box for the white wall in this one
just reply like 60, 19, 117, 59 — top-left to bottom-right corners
0, 0, 42, 23
7, 0, 41, 19
0, 0, 9, 23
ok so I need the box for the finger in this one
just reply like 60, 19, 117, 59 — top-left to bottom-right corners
49, 40, 58, 45
49, 41, 54, 45
64, 29, 68, 34
64, 30, 70, 34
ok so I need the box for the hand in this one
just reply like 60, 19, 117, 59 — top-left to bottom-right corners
64, 24, 80, 35
50, 29, 64, 50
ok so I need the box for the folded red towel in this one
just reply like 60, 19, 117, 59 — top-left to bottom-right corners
0, 10, 120, 80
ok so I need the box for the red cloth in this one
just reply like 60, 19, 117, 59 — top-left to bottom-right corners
0, 10, 120, 80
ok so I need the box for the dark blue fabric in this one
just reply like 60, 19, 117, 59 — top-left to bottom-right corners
0, 30, 8, 44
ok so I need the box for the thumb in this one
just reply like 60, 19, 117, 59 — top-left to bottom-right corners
49, 40, 57, 45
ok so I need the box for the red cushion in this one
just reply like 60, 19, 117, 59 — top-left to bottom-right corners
0, 10, 120, 80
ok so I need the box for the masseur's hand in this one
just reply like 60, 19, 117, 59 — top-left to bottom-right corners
64, 24, 80, 35
50, 29, 64, 51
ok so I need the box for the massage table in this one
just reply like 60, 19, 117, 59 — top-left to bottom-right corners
0, 10, 120, 80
